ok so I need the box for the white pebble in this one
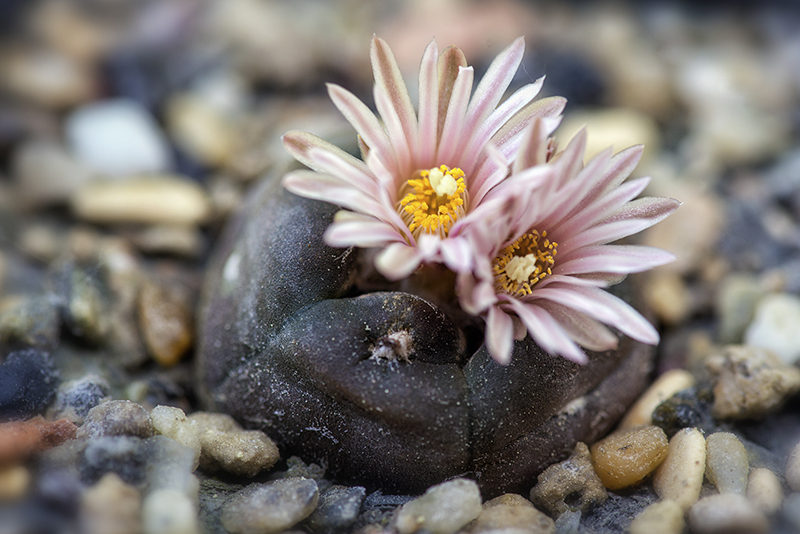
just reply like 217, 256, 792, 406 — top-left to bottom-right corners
66, 99, 173, 176
747, 468, 783, 515
618, 369, 695, 429
687, 493, 768, 534
395, 478, 482, 534
744, 293, 800, 365
786, 439, 800, 492
653, 427, 706, 511
629, 500, 684, 534
150, 405, 201, 470
71, 175, 211, 226
142, 488, 199, 534
705, 432, 748, 495
221, 478, 319, 534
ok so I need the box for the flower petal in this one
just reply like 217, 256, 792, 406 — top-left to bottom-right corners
504, 297, 587, 363
375, 242, 424, 280
282, 170, 386, 216
283, 130, 370, 176
537, 300, 619, 352
324, 218, 405, 248
437, 65, 474, 165
417, 39, 439, 167
440, 236, 473, 272
555, 245, 676, 276
437, 45, 468, 141
570, 286, 660, 345
486, 305, 515, 364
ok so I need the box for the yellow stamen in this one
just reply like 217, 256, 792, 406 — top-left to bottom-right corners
398, 165, 467, 238
493, 229, 558, 297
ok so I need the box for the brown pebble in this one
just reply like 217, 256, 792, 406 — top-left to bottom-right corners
137, 280, 193, 367
0, 416, 77, 465
591, 425, 669, 490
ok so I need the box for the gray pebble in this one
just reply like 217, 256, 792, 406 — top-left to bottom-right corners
530, 442, 607, 518
81, 436, 147, 487
395, 478, 482, 534
786, 439, 800, 492
687, 493, 768, 534
144, 435, 198, 496
0, 294, 60, 352
50, 375, 110, 424
304, 485, 366, 532
221, 478, 319, 534
142, 488, 200, 534
705, 432, 749, 495
783, 493, 800, 530
78, 400, 154, 439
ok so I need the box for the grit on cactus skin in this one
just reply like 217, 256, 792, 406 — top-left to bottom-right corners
282, 36, 565, 279
456, 120, 680, 364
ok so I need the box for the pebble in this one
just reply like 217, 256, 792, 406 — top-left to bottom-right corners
130, 225, 204, 258
166, 93, 239, 168
590, 426, 669, 490
49, 375, 111, 425
190, 412, 279, 477
395, 478, 482, 534
642, 271, 692, 326
71, 175, 212, 225
704, 432, 749, 495
304, 485, 366, 533
52, 263, 110, 345
465, 493, 555, 534
221, 478, 319, 534
0, 464, 30, 501
142, 488, 200, 534
530, 442, 608, 518
744, 292, 800, 365
137, 280, 194, 367
555, 107, 660, 163
80, 436, 147, 487
783, 493, 800, 530
78, 400, 154, 440
653, 427, 706, 511
145, 435, 199, 496
150, 405, 201, 470
618, 369, 696, 429
12, 140, 94, 207
553, 509, 580, 534
787, 440, 800, 492
80, 472, 143, 534
628, 500, 684, 534
65, 99, 173, 176
705, 345, 800, 420
746, 468, 783, 515
0, 348, 60, 421
0, 416, 76, 464
0, 295, 60, 353
687, 493, 768, 534
715, 274, 763, 344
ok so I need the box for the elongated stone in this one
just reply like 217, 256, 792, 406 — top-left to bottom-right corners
653, 427, 706, 511
591, 425, 668, 490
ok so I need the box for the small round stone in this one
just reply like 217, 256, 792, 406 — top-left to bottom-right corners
618, 369, 695, 429
653, 427, 706, 511
0, 349, 60, 421
150, 405, 201, 470
746, 468, 783, 515
190, 412, 279, 477
466, 493, 554, 534
786, 439, 800, 492
77, 400, 154, 440
80, 472, 142, 534
221, 478, 319, 534
745, 292, 800, 365
530, 442, 608, 517
303, 485, 366, 533
50, 375, 111, 425
395, 478, 482, 534
705, 432, 749, 495
142, 488, 200, 534
166, 93, 239, 168
629, 500, 684, 534
590, 425, 669, 490
687, 493, 768, 534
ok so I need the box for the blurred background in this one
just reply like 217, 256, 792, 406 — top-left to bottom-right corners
2, 0, 800, 408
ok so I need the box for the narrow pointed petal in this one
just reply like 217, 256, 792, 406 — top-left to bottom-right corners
305, 147, 380, 196
437, 66, 474, 164
440, 236, 473, 272
282, 171, 386, 216
283, 131, 370, 176
556, 245, 676, 276
437, 45, 468, 141
505, 298, 587, 363
417, 39, 439, 167
512, 116, 553, 175
374, 85, 413, 179
525, 286, 619, 324
457, 272, 497, 315
486, 306, 514, 364
327, 83, 397, 176
324, 219, 405, 248
537, 300, 619, 352
571, 286, 660, 345
375, 242, 423, 280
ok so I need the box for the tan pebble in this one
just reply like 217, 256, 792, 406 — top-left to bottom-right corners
530, 442, 608, 517
80, 473, 142, 534
786, 439, 800, 492
629, 500, 684, 534
653, 427, 706, 511
190, 412, 279, 477
643, 271, 692, 326
395, 478, 482, 534
705, 432, 749, 495
687, 493, 768, 534
166, 93, 239, 168
0, 465, 30, 501
619, 369, 696, 429
591, 426, 668, 490
71, 175, 211, 225
137, 280, 193, 367
150, 405, 201, 470
466, 494, 554, 534
747, 468, 783, 515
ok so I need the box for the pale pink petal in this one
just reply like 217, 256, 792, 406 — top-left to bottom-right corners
570, 286, 660, 345
537, 300, 619, 352
440, 236, 473, 272
375, 242, 424, 280
417, 39, 439, 167
437, 45, 468, 141
504, 298, 587, 363
324, 219, 405, 248
457, 272, 497, 315
486, 305, 515, 364
512, 115, 557, 175
533, 274, 610, 290
437, 66, 474, 165
556, 245, 676, 276
282, 170, 386, 216
374, 86, 413, 179
371, 37, 418, 176
283, 130, 370, 176
524, 286, 619, 324
327, 83, 397, 177
305, 147, 380, 197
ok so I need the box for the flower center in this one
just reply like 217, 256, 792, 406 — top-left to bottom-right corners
493, 229, 558, 297
399, 165, 467, 238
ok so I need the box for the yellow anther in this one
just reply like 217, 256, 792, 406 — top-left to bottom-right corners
493, 228, 558, 297
398, 165, 467, 238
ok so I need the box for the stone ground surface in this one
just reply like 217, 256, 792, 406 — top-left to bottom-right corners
1, 1, 800, 533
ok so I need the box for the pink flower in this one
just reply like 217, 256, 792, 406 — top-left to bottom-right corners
282, 36, 565, 279
456, 120, 680, 365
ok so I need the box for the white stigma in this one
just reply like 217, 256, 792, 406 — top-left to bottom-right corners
428, 167, 458, 197
505, 254, 539, 283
